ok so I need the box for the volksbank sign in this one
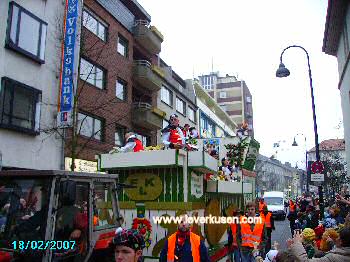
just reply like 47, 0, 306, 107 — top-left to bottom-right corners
58, 0, 80, 127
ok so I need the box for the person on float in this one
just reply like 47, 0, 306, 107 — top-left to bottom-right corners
119, 132, 144, 153
189, 127, 199, 139
161, 114, 185, 149
219, 157, 234, 181
182, 124, 190, 139
260, 205, 275, 254
160, 214, 210, 262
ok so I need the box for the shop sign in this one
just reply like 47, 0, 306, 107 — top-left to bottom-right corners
125, 173, 163, 201
65, 157, 97, 173
191, 172, 203, 198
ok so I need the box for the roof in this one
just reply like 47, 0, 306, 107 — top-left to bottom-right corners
308, 139, 345, 152
322, 0, 348, 56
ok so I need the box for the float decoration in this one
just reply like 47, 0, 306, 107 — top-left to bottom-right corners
132, 217, 152, 248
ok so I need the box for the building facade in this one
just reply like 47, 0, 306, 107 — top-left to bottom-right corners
255, 154, 299, 198
156, 59, 197, 143
191, 79, 237, 138
198, 72, 254, 137
322, 0, 350, 173
0, 0, 65, 170
65, 0, 165, 166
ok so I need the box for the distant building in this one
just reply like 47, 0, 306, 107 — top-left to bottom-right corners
198, 72, 254, 137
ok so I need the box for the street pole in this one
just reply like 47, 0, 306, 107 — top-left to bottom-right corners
277, 45, 323, 219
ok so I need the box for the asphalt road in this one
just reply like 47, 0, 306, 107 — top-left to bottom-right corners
271, 217, 292, 251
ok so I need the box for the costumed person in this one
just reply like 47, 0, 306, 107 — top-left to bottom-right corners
261, 205, 275, 254
189, 127, 199, 139
109, 229, 145, 262
182, 124, 190, 139
236, 121, 249, 140
218, 157, 233, 181
239, 202, 267, 262
161, 114, 185, 150
160, 214, 210, 262
112, 132, 144, 153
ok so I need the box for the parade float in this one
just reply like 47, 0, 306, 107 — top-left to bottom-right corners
97, 135, 260, 261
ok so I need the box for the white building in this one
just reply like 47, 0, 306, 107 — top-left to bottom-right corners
0, 1, 66, 170
322, 1, 350, 173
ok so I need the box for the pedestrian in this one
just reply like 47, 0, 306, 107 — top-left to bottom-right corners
160, 214, 210, 262
109, 228, 145, 262
288, 227, 350, 262
239, 202, 267, 262
228, 208, 241, 262
274, 250, 297, 262
260, 206, 275, 254
287, 204, 297, 237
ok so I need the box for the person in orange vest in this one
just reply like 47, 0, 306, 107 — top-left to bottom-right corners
119, 132, 144, 152
287, 199, 297, 237
161, 114, 185, 149
239, 201, 268, 262
228, 208, 242, 262
109, 228, 145, 262
258, 198, 267, 212
160, 215, 210, 262
260, 205, 275, 254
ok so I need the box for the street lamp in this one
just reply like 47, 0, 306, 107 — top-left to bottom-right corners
292, 133, 309, 192
276, 45, 323, 218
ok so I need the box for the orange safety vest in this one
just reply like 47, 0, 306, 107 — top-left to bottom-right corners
169, 128, 183, 145
289, 200, 296, 212
230, 223, 238, 247
167, 232, 200, 262
260, 212, 272, 228
93, 216, 99, 226
240, 216, 265, 248
259, 202, 266, 212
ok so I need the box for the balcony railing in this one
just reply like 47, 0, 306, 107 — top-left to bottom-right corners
133, 60, 162, 92
133, 20, 163, 54
132, 102, 164, 130
217, 97, 242, 103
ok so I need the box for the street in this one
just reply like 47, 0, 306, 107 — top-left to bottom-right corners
271, 218, 291, 251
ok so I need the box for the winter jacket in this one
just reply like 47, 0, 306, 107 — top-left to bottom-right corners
290, 242, 350, 262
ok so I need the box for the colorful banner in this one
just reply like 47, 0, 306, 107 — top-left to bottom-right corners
58, 0, 80, 126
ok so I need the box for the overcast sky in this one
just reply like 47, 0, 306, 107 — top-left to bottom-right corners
137, 0, 344, 168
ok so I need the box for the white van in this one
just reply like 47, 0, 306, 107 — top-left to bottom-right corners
263, 191, 286, 220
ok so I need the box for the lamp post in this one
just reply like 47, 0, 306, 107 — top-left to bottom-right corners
292, 133, 309, 192
276, 45, 323, 219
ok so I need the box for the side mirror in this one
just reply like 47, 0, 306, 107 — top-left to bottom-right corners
60, 180, 76, 205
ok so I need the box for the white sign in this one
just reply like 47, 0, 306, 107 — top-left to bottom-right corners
65, 157, 97, 173
191, 172, 203, 198
311, 173, 324, 182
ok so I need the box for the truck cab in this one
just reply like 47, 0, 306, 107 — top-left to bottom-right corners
0, 170, 121, 262
263, 191, 286, 220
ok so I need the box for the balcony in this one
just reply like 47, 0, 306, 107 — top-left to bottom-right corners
133, 20, 163, 54
133, 60, 162, 92
188, 151, 218, 173
132, 102, 165, 130
206, 180, 243, 194
217, 97, 242, 103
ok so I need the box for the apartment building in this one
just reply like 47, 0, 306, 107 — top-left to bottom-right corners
198, 72, 254, 137
322, 0, 350, 175
0, 0, 65, 170
191, 79, 237, 138
66, 0, 165, 164
156, 59, 197, 143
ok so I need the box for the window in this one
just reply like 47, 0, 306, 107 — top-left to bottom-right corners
162, 119, 169, 129
176, 97, 185, 116
78, 112, 103, 140
0, 77, 41, 134
188, 106, 195, 123
161, 86, 172, 106
117, 34, 128, 57
83, 10, 107, 41
116, 78, 127, 100
220, 92, 227, 98
220, 105, 227, 111
6, 2, 47, 63
80, 58, 105, 89
115, 125, 125, 146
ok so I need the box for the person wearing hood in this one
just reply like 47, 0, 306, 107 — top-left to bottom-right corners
288, 227, 350, 262
119, 132, 144, 153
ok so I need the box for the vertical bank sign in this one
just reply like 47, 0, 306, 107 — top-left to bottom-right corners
57, 0, 80, 127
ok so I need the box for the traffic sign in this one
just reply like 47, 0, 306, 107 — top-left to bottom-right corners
311, 161, 324, 174
311, 173, 324, 182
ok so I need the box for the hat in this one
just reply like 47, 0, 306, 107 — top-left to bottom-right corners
169, 114, 178, 120
110, 229, 145, 251
264, 250, 278, 262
